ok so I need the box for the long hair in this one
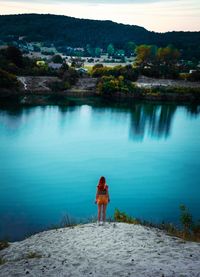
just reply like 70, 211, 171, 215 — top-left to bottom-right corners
97, 176, 106, 191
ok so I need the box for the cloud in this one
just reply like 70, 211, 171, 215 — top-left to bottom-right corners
0, 0, 183, 3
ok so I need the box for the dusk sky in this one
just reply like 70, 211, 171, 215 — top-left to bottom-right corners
0, 0, 200, 32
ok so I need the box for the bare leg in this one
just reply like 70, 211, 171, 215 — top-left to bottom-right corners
98, 204, 102, 221
102, 204, 107, 222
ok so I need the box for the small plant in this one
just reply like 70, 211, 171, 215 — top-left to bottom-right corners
113, 206, 200, 242
180, 204, 193, 235
47, 214, 77, 231
114, 208, 139, 224
159, 222, 176, 234
0, 240, 9, 251
26, 252, 42, 259
60, 214, 77, 228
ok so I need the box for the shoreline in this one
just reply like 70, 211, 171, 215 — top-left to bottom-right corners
0, 75, 200, 105
0, 88, 200, 105
0, 222, 200, 277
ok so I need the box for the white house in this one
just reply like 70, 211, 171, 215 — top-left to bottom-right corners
48, 62, 63, 70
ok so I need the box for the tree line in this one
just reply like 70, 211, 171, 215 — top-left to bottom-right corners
0, 14, 200, 60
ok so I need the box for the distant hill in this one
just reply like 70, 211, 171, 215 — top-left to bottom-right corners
0, 14, 200, 59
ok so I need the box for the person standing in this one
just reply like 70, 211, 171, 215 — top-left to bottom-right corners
95, 176, 110, 224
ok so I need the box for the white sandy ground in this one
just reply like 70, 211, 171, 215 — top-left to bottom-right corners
136, 76, 200, 88
0, 223, 200, 277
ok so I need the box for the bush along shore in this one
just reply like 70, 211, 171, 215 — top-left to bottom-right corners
91, 65, 200, 103
114, 205, 200, 243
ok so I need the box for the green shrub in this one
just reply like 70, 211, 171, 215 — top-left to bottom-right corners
113, 206, 200, 241
52, 54, 63, 64
97, 75, 137, 94
114, 208, 139, 224
91, 65, 139, 81
180, 204, 193, 233
48, 80, 71, 92
179, 204, 200, 240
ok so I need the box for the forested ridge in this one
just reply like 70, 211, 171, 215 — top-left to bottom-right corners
0, 14, 199, 59
0, 14, 152, 47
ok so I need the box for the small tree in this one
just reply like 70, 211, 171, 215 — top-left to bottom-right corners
95, 47, 101, 58
125, 41, 136, 57
135, 44, 153, 68
157, 45, 180, 66
52, 54, 63, 64
86, 44, 94, 57
107, 43, 115, 57
180, 204, 193, 235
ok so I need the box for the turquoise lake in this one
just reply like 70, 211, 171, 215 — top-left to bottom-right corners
0, 100, 200, 241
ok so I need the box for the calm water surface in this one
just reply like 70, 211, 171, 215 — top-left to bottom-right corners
0, 101, 200, 240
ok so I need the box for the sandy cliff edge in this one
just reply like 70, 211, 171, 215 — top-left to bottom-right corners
0, 222, 200, 277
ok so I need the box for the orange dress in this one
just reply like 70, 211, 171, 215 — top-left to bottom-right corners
96, 185, 109, 205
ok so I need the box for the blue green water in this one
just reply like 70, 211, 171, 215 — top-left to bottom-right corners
0, 101, 200, 241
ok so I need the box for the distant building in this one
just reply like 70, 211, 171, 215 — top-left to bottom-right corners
48, 62, 63, 70
76, 67, 88, 74
189, 70, 197, 74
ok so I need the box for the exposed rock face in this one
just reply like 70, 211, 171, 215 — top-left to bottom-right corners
17, 76, 61, 93
16, 76, 98, 96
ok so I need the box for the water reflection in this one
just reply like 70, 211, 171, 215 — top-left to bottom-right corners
129, 104, 177, 140
0, 101, 199, 141
185, 104, 200, 116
